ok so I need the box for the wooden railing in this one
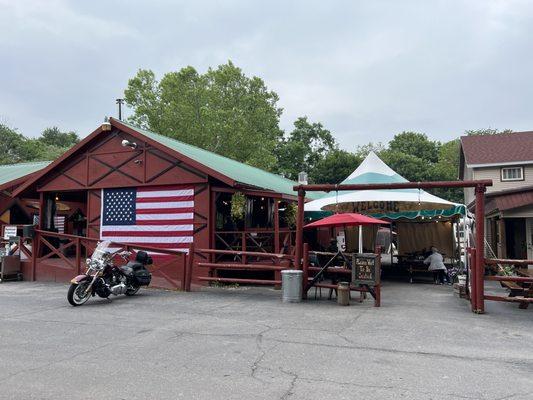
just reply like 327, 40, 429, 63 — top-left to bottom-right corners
483, 258, 533, 309
184, 243, 295, 291
30, 229, 188, 290
214, 229, 295, 262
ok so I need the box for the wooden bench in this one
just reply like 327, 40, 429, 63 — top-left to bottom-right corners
408, 266, 433, 284
500, 280, 532, 309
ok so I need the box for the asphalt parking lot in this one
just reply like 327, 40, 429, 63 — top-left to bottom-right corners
0, 281, 532, 400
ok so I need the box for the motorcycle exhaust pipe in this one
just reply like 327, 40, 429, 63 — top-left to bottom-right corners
109, 283, 127, 295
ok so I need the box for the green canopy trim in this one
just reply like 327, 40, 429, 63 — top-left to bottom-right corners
369, 205, 466, 220
304, 210, 334, 222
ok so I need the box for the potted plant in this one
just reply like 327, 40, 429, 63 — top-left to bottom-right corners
231, 192, 246, 229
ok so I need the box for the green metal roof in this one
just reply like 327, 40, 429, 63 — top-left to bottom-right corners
119, 120, 321, 199
0, 161, 51, 187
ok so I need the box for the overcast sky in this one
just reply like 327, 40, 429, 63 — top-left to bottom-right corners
1, 0, 532, 151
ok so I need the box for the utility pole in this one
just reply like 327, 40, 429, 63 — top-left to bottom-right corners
116, 98, 124, 120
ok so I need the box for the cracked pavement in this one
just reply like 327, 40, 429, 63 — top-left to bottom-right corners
0, 281, 532, 399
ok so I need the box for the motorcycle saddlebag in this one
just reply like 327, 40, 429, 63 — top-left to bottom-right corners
134, 268, 152, 286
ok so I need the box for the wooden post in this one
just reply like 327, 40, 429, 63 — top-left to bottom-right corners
75, 237, 81, 275
210, 189, 217, 264
185, 243, 194, 291
302, 243, 309, 299
497, 218, 506, 259
31, 231, 38, 281
38, 192, 45, 230
295, 189, 305, 269
474, 185, 486, 314
469, 247, 477, 312
374, 245, 382, 307
181, 253, 187, 291
274, 200, 281, 286
274, 200, 280, 254
241, 232, 247, 264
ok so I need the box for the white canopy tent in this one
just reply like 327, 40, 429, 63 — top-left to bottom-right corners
305, 152, 466, 259
305, 151, 457, 213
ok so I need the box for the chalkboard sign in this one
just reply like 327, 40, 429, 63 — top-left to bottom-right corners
351, 254, 380, 286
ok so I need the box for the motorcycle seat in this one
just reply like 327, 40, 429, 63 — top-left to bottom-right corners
126, 261, 145, 270
120, 261, 144, 275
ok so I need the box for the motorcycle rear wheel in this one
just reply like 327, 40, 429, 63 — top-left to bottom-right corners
67, 282, 91, 306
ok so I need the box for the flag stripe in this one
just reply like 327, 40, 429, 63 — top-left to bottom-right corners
102, 231, 193, 237
137, 189, 194, 197
136, 220, 194, 226
101, 224, 193, 232
99, 236, 193, 244
136, 195, 193, 203
137, 213, 194, 221
136, 201, 194, 210
135, 207, 195, 214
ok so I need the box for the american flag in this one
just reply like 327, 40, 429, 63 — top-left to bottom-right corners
54, 216, 65, 234
33, 215, 65, 234
100, 185, 194, 254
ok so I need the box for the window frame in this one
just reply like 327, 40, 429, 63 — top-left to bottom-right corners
500, 166, 524, 182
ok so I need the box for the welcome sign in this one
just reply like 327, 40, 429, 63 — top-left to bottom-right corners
352, 201, 400, 214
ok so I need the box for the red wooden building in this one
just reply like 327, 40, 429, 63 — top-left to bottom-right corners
4, 118, 310, 289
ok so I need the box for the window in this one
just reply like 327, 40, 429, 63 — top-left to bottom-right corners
501, 167, 524, 182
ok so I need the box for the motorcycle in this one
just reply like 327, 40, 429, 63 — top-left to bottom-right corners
67, 241, 152, 306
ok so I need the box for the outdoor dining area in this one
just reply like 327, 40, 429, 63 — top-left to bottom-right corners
302, 212, 387, 306
303, 152, 468, 287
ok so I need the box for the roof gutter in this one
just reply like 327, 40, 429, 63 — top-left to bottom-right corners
467, 160, 533, 168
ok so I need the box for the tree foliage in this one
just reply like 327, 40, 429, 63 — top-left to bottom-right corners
40, 127, 79, 148
274, 117, 337, 181
310, 150, 362, 184
465, 128, 513, 136
125, 61, 283, 170
0, 124, 79, 165
388, 132, 439, 163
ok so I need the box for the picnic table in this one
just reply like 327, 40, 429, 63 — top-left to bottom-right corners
501, 269, 533, 309
397, 254, 433, 283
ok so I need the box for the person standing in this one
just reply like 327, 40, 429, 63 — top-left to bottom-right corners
424, 246, 447, 284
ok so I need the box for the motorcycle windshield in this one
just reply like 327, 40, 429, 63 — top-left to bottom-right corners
91, 240, 114, 262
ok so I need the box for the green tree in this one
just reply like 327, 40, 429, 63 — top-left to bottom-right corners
354, 142, 386, 158
39, 127, 79, 148
0, 124, 78, 165
275, 117, 337, 180
465, 128, 513, 136
430, 139, 463, 202
388, 132, 439, 163
380, 150, 432, 182
310, 149, 362, 184
0, 124, 25, 164
125, 61, 283, 170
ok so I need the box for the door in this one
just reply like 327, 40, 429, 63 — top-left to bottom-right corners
526, 218, 533, 261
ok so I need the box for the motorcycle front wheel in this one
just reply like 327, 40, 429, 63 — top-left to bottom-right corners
67, 282, 91, 306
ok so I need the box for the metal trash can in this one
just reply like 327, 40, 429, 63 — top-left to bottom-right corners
281, 270, 303, 303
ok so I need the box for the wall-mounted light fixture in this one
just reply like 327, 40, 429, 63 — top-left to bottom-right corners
121, 139, 138, 149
